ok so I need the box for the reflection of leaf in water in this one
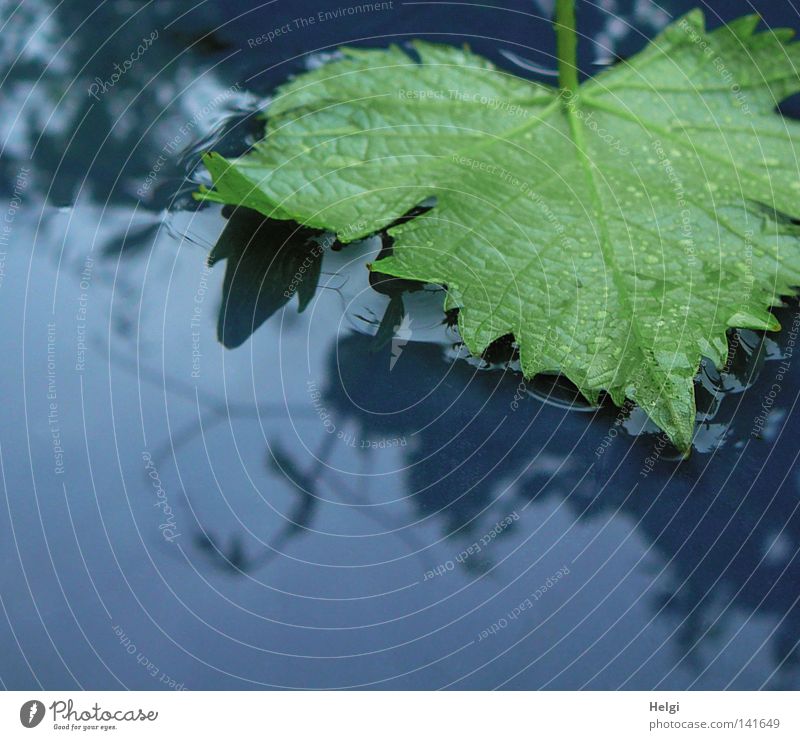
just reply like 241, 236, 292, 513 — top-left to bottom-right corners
166, 29, 234, 54
369, 293, 405, 353
366, 241, 427, 352
209, 207, 326, 347
322, 324, 800, 684
103, 222, 160, 258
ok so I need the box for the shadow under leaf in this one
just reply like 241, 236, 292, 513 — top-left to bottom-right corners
209, 206, 327, 348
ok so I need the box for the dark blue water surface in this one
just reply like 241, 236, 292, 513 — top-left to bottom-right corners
2, 0, 800, 690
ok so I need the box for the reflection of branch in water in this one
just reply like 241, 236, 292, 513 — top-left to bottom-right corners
255, 435, 433, 573
305, 447, 435, 573
115, 360, 316, 466
187, 436, 330, 575
190, 432, 434, 575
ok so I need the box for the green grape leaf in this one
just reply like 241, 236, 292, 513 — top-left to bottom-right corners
197, 10, 800, 452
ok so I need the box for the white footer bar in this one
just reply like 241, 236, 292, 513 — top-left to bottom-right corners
0, 691, 796, 738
